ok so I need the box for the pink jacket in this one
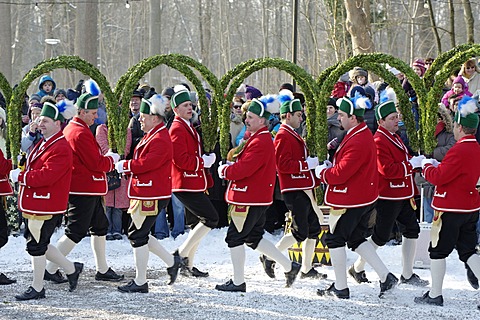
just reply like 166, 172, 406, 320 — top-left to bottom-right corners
96, 124, 132, 209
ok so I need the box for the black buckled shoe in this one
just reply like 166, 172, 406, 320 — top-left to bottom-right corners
180, 264, 209, 277
414, 291, 444, 306
118, 280, 148, 293
0, 273, 16, 285
348, 265, 370, 283
379, 272, 398, 297
465, 262, 479, 290
44, 270, 68, 284
167, 255, 182, 285
285, 262, 301, 288
400, 273, 429, 287
317, 283, 350, 299
215, 279, 246, 292
300, 268, 327, 279
15, 286, 46, 301
95, 267, 124, 282
259, 255, 276, 279
66, 262, 83, 292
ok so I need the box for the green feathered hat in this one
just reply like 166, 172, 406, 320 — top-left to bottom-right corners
170, 85, 191, 108
454, 96, 479, 129
76, 79, 100, 110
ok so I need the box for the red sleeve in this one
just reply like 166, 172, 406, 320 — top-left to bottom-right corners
171, 124, 204, 172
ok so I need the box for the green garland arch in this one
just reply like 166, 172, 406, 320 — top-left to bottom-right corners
423, 43, 476, 90
7, 55, 115, 160
0, 72, 12, 158
119, 55, 217, 154
318, 53, 428, 152
423, 44, 480, 153
220, 58, 321, 158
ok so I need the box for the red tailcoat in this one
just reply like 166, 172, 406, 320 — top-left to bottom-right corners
274, 124, 315, 193
120, 122, 173, 200
318, 122, 379, 208
170, 116, 207, 192
63, 117, 114, 195
222, 127, 276, 206
0, 150, 13, 196
423, 135, 480, 212
18, 131, 73, 215
374, 125, 416, 200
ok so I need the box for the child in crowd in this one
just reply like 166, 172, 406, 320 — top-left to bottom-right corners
35, 75, 56, 98
441, 75, 472, 109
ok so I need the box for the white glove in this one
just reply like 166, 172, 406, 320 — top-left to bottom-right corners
315, 164, 328, 179
217, 163, 230, 179
306, 156, 319, 170
421, 158, 439, 169
105, 151, 120, 164
9, 168, 21, 183
202, 153, 216, 168
324, 160, 333, 169
115, 160, 126, 173
408, 155, 426, 168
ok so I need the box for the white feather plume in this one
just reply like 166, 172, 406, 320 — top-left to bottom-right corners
149, 94, 168, 117
173, 84, 188, 93
458, 96, 478, 117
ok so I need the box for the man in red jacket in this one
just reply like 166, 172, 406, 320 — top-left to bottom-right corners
261, 91, 325, 280
45, 80, 123, 283
169, 85, 218, 277
115, 95, 182, 293
350, 92, 428, 287
315, 95, 397, 299
215, 97, 301, 292
415, 97, 480, 307
11, 101, 82, 300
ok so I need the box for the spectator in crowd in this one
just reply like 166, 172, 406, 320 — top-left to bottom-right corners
35, 75, 56, 98
348, 67, 378, 103
326, 98, 344, 161
441, 75, 473, 109
21, 101, 43, 154
458, 58, 480, 96
54, 89, 67, 102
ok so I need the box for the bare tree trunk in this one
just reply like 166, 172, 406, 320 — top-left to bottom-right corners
0, 3, 12, 83
344, 0, 375, 55
462, 0, 474, 43
75, 0, 98, 82
149, 0, 162, 88
448, 0, 456, 47
426, 0, 442, 55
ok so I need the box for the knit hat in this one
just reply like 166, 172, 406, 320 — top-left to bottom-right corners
29, 94, 41, 103
412, 59, 426, 76
279, 83, 294, 92
278, 89, 302, 114
248, 95, 280, 119
140, 94, 169, 117
349, 67, 368, 81
375, 88, 397, 120
454, 96, 479, 128
41, 99, 77, 122
54, 89, 67, 99
337, 92, 371, 117
171, 85, 191, 108
245, 85, 263, 101
161, 87, 174, 99
76, 79, 101, 110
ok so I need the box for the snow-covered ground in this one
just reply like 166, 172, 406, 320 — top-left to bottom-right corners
0, 227, 479, 320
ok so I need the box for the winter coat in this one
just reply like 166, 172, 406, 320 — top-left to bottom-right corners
459, 65, 480, 95
35, 75, 56, 98
441, 76, 473, 107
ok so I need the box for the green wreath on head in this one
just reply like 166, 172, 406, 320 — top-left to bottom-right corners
220, 58, 321, 159
424, 44, 480, 152
7, 55, 115, 161
318, 53, 428, 153
119, 55, 217, 154
423, 43, 476, 90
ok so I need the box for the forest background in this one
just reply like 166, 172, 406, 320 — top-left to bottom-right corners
0, 0, 478, 94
